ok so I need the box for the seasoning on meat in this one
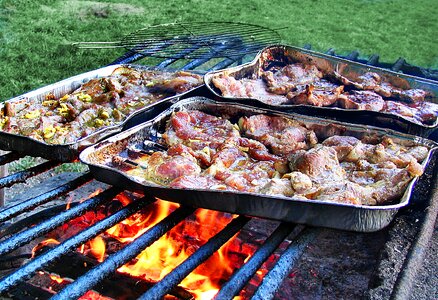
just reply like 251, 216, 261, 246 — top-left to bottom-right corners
211, 62, 438, 126
111, 111, 428, 206
0, 67, 203, 144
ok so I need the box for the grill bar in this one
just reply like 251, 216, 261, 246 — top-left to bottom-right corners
251, 227, 320, 300
0, 172, 93, 223
209, 57, 239, 71
0, 187, 121, 256
214, 222, 296, 300
0, 203, 81, 238
0, 152, 23, 166
180, 41, 242, 71
51, 206, 195, 300
0, 160, 61, 189
110, 42, 172, 65
138, 215, 250, 300
0, 195, 155, 294
155, 44, 204, 69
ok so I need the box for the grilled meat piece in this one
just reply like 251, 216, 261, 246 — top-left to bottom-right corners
148, 71, 202, 94
321, 136, 361, 161
205, 140, 277, 193
414, 101, 438, 125
337, 90, 385, 111
169, 175, 229, 190
287, 79, 344, 107
238, 114, 317, 157
259, 178, 295, 197
334, 71, 432, 103
382, 100, 438, 125
211, 75, 289, 105
288, 145, 346, 184
0, 67, 203, 145
163, 110, 240, 155
262, 63, 323, 95
132, 149, 201, 186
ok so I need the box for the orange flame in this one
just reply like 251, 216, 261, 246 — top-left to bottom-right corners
79, 290, 112, 300
89, 236, 106, 262
49, 274, 65, 284
109, 204, 243, 299
106, 199, 178, 243
32, 238, 60, 257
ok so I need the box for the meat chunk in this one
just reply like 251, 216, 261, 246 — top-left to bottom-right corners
310, 182, 365, 205
334, 71, 431, 103
163, 110, 240, 154
211, 75, 289, 105
321, 136, 361, 161
259, 178, 294, 197
204, 140, 277, 193
262, 64, 323, 95
287, 80, 344, 107
169, 175, 229, 190
238, 114, 317, 156
148, 71, 203, 94
288, 145, 346, 184
141, 151, 202, 185
337, 90, 385, 111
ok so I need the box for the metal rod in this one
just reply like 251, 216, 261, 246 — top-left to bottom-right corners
109, 43, 172, 65
0, 195, 156, 294
51, 206, 195, 300
390, 161, 438, 300
0, 203, 80, 238
180, 41, 242, 70
0, 187, 121, 256
155, 44, 204, 69
0, 160, 61, 189
138, 215, 250, 300
209, 58, 239, 71
0, 152, 23, 166
251, 227, 320, 300
214, 222, 295, 300
0, 172, 93, 223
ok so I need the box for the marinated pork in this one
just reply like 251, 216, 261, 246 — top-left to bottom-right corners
110, 111, 429, 206
210, 62, 438, 126
0, 67, 203, 144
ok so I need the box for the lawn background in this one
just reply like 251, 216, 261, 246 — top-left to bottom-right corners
1, 0, 437, 102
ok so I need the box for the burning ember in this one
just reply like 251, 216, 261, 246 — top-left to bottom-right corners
33, 192, 262, 299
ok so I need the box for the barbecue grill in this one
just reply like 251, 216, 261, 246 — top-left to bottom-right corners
0, 38, 437, 300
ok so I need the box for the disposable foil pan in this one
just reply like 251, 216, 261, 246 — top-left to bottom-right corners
0, 65, 203, 161
204, 45, 438, 139
79, 97, 438, 232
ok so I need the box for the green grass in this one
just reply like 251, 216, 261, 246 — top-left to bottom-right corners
1, 0, 437, 102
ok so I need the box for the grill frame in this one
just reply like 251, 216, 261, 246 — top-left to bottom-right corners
0, 41, 437, 300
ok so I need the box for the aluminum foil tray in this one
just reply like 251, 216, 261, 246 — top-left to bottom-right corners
79, 97, 437, 232
204, 45, 438, 139
0, 65, 203, 162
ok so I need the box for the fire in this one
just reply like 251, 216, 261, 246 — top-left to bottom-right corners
49, 274, 65, 284
89, 236, 106, 262
79, 291, 112, 300
32, 238, 60, 257
35, 194, 260, 299
106, 199, 179, 243
108, 203, 245, 299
